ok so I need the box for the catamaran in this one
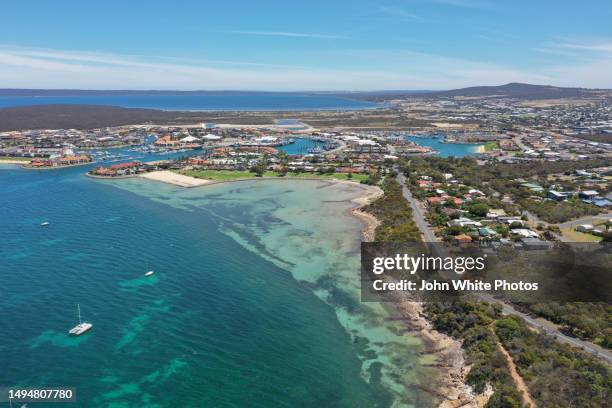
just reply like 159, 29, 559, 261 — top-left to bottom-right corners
68, 304, 92, 336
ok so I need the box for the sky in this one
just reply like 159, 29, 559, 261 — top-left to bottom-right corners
1, 0, 612, 90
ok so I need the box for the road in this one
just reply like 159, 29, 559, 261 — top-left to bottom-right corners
559, 214, 611, 229
479, 294, 612, 364
523, 210, 611, 242
513, 134, 530, 152
395, 169, 612, 364
396, 171, 438, 243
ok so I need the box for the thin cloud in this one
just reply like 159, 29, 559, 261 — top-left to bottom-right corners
377, 5, 422, 21
0, 45, 304, 69
427, 0, 490, 8
558, 42, 612, 53
534, 39, 612, 61
533, 47, 585, 59
403, 0, 492, 9
539, 36, 612, 54
0, 45, 610, 90
216, 30, 348, 39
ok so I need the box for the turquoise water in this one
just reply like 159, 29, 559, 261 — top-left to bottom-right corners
0, 94, 377, 111
278, 138, 325, 155
406, 136, 483, 157
0, 165, 426, 407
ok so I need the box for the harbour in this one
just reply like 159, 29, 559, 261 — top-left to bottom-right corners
405, 135, 484, 157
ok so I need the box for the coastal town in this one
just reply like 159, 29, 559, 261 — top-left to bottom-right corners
1, 86, 611, 408
1, 94, 611, 245
5, 0, 612, 406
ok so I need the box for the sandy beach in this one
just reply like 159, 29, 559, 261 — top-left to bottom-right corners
138, 170, 214, 187
348, 184, 383, 242
0, 159, 31, 164
352, 209, 380, 242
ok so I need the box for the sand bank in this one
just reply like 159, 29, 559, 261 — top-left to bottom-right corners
352, 209, 380, 242
0, 159, 31, 164
348, 184, 383, 242
138, 170, 214, 187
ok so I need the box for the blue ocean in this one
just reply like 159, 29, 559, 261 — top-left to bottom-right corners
0, 93, 378, 111
0, 161, 427, 407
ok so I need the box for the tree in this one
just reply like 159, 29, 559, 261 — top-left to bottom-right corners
252, 153, 268, 177
468, 202, 490, 218
448, 225, 465, 236
277, 152, 288, 176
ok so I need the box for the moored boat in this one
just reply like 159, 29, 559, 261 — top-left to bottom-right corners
68, 304, 92, 336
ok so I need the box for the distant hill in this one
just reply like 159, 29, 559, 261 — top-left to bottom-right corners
0, 105, 278, 131
422, 83, 609, 100
336, 83, 611, 101
0, 105, 172, 130
0, 89, 291, 97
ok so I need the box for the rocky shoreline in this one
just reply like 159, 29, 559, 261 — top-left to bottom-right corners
351, 193, 490, 407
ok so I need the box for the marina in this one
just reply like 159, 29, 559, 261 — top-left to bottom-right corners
405, 135, 484, 157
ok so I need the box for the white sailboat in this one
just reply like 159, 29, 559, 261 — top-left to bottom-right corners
68, 304, 92, 336
144, 270, 154, 277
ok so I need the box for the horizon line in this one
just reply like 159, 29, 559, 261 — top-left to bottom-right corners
0, 82, 607, 94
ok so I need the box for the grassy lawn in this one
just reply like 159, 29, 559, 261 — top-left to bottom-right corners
180, 169, 255, 180
560, 227, 603, 242
282, 172, 369, 182
484, 141, 499, 151
178, 169, 368, 182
